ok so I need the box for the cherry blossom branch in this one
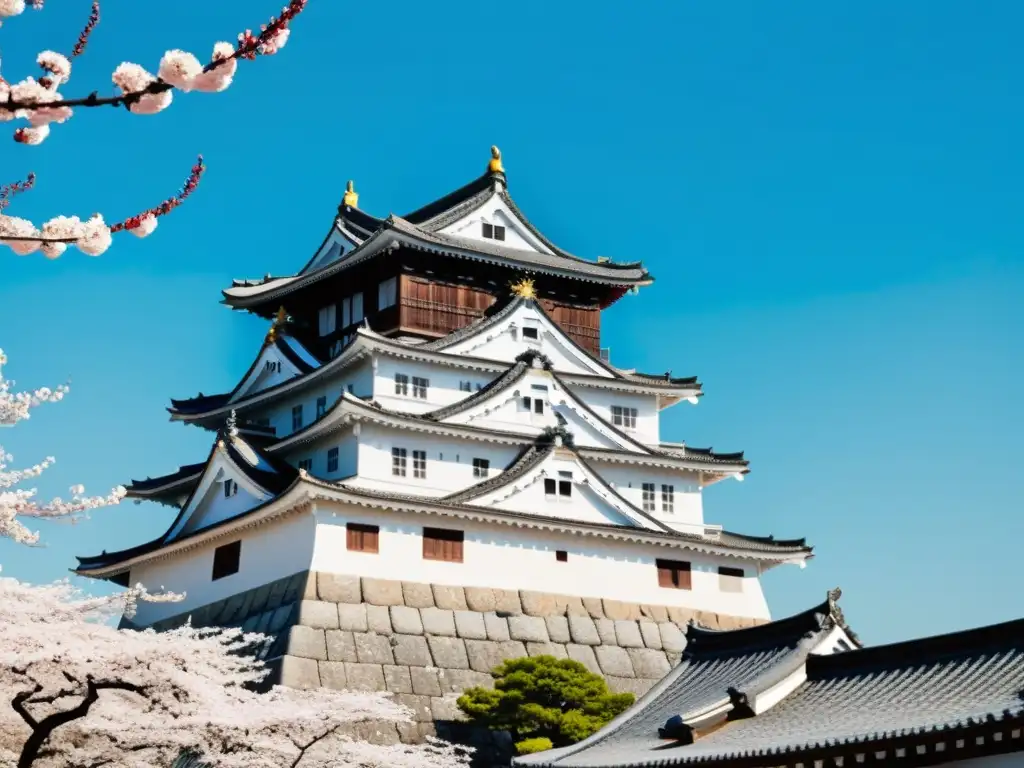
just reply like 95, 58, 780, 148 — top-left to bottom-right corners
1, 0, 306, 146
70, 1, 100, 59
0, 155, 205, 257
0, 173, 35, 211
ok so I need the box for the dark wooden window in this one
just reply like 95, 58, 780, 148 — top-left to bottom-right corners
534, 398, 544, 414
212, 540, 241, 581
473, 458, 489, 478
394, 373, 409, 396
657, 559, 691, 590
544, 478, 557, 495
298, 458, 313, 472
642, 483, 656, 512
522, 326, 539, 340
423, 527, 463, 562
392, 447, 407, 476
482, 222, 494, 239
661, 484, 675, 513
223, 479, 237, 498
327, 447, 339, 473
555, 550, 568, 562
291, 404, 304, 432
412, 376, 429, 399
494, 225, 506, 241
559, 479, 572, 497
347, 523, 379, 553
459, 380, 473, 392
316, 396, 327, 419
413, 449, 427, 479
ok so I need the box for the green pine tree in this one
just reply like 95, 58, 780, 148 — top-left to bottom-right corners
456, 655, 635, 755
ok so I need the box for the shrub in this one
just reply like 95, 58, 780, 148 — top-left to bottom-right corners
457, 655, 634, 754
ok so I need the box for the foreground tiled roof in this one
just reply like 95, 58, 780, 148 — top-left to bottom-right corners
520, 600, 1024, 768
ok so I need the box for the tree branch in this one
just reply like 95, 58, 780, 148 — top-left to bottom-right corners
288, 723, 346, 768
11, 685, 42, 729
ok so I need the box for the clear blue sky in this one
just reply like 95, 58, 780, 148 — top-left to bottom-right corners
2, 1, 1022, 645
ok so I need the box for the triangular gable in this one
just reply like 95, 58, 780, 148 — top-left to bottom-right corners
430, 300, 614, 378
449, 447, 667, 532
228, 336, 320, 405
437, 191, 555, 255
434, 365, 648, 454
299, 222, 358, 275
163, 436, 294, 542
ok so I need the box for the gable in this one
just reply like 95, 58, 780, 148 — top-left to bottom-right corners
460, 451, 664, 532
166, 452, 274, 541
437, 302, 613, 377
229, 341, 310, 404
301, 226, 356, 274
438, 192, 552, 254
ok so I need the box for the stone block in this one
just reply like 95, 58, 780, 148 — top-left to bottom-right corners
301, 571, 318, 600
277, 655, 321, 689
526, 642, 568, 659
344, 663, 386, 692
546, 615, 571, 643
394, 693, 433, 723
384, 665, 413, 694
410, 666, 442, 697
355, 632, 395, 664
421, 607, 457, 637
694, 611, 720, 630
454, 610, 487, 640
639, 621, 662, 649
464, 586, 497, 613
606, 676, 656, 698
565, 644, 601, 675
343, 721, 401, 746
366, 604, 393, 635
667, 606, 697, 626
430, 695, 467, 722
318, 573, 361, 604
520, 590, 558, 617
717, 613, 745, 631
432, 584, 468, 611
268, 604, 295, 633
483, 612, 510, 641
582, 597, 605, 619
337, 603, 368, 632
628, 648, 671, 678
417, 722, 438, 740
568, 615, 600, 646
595, 645, 635, 677
319, 660, 348, 690
659, 622, 686, 653
465, 639, 527, 674
614, 620, 644, 648
667, 651, 682, 667
494, 589, 523, 615
427, 636, 469, 669
326, 630, 357, 662
392, 635, 432, 667
362, 577, 405, 606
561, 594, 589, 617
603, 599, 642, 621
297, 600, 339, 629
402, 581, 435, 608
390, 605, 424, 635
397, 722, 420, 745
595, 618, 617, 645
287, 626, 327, 660
438, 669, 493, 693
508, 615, 549, 643
640, 604, 670, 622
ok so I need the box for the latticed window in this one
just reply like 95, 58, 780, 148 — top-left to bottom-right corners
413, 450, 427, 479
612, 405, 638, 430
472, 458, 489, 478
291, 404, 304, 432
316, 396, 327, 419
392, 447, 407, 477
642, 482, 656, 512
423, 527, 463, 562
481, 222, 505, 241
346, 523, 379, 553
394, 373, 409, 396
327, 447, 339, 473
661, 484, 675, 513
657, 559, 691, 590
412, 376, 429, 399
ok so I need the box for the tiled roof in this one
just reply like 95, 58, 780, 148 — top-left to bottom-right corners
520, 600, 1024, 768
127, 462, 205, 493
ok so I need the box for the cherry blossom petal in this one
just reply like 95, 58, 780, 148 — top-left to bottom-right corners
158, 49, 203, 92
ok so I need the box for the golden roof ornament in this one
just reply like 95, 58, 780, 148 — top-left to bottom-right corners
488, 145, 504, 174
265, 306, 288, 345
342, 180, 359, 208
510, 277, 536, 300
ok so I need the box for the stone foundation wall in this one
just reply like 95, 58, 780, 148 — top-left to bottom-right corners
145, 570, 765, 762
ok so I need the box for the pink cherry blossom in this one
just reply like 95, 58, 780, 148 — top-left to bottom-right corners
158, 49, 203, 92
112, 62, 174, 115
0, 214, 40, 254
193, 42, 237, 93
36, 50, 72, 85
76, 213, 112, 256
38, 215, 82, 258
260, 27, 290, 55
13, 125, 49, 144
128, 213, 157, 237
0, 0, 26, 24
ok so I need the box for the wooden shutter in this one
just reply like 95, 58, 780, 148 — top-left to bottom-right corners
656, 559, 691, 590
347, 523, 379, 553
423, 527, 464, 563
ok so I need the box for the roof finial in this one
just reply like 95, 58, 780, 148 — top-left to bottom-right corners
510, 277, 536, 300
265, 306, 288, 345
342, 180, 359, 208
488, 145, 504, 174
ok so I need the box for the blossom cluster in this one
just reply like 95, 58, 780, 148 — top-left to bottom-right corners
0, 349, 125, 545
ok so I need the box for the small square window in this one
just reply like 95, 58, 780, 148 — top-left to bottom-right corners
493, 225, 506, 241
316, 396, 327, 419
522, 326, 539, 340
459, 381, 473, 392
392, 447, 407, 477
612, 406, 638, 430
555, 550, 568, 562
223, 479, 237, 498
394, 373, 409, 396
533, 399, 544, 415
413, 450, 427, 479
291, 404, 304, 432
544, 478, 557, 496
657, 559, 691, 590
327, 447, 339, 473
347, 523, 379, 553
473, 458, 490, 478
559, 480, 572, 497
212, 540, 241, 581
481, 222, 494, 239
298, 458, 313, 472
